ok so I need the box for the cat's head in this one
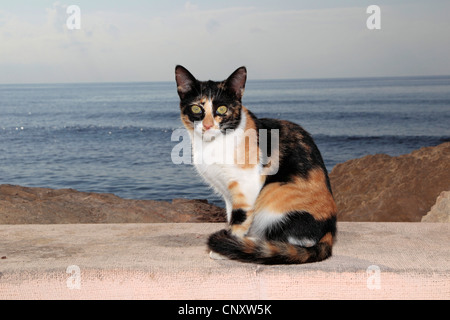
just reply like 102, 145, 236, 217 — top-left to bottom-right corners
175, 65, 247, 140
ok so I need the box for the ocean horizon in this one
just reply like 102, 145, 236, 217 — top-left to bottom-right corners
1, 75, 449, 207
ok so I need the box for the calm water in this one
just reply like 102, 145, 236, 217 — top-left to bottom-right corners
1, 76, 449, 206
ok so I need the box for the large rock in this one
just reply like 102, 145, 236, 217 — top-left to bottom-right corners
421, 191, 450, 222
0, 185, 225, 224
329, 142, 450, 222
1, 143, 448, 224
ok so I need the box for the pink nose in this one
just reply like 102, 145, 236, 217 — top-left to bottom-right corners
203, 123, 213, 130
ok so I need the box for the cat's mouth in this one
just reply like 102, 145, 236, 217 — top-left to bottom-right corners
201, 128, 221, 141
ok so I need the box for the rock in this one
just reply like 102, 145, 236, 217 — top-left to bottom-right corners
329, 142, 450, 222
170, 198, 226, 222
421, 191, 450, 222
2, 142, 448, 224
0, 185, 226, 224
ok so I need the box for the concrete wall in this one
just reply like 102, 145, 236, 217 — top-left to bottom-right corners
0, 222, 448, 299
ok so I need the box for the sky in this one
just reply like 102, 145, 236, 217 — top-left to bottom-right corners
0, 0, 449, 84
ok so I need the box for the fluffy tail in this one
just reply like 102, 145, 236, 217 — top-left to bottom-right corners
207, 229, 333, 265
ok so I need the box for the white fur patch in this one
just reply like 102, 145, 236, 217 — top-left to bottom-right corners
191, 111, 263, 222
192, 98, 221, 141
249, 210, 286, 238
209, 251, 228, 260
288, 236, 316, 247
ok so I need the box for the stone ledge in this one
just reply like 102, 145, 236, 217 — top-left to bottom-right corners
0, 222, 448, 299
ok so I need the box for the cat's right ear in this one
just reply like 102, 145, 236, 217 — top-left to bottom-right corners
175, 65, 196, 99
225, 66, 247, 101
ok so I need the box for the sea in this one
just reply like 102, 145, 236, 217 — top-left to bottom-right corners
1, 76, 449, 207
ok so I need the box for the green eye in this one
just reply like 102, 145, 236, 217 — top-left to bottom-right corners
191, 105, 202, 114
216, 106, 228, 115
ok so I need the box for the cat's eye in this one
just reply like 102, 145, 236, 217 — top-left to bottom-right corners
216, 106, 228, 115
191, 105, 202, 114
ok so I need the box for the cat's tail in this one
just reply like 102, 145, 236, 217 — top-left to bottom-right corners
207, 229, 333, 265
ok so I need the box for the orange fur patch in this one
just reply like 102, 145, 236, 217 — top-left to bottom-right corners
228, 181, 250, 209
228, 181, 239, 190
254, 168, 337, 220
235, 107, 259, 169
180, 114, 193, 131
288, 244, 298, 257
265, 242, 280, 256
231, 224, 248, 236
243, 238, 256, 254
319, 232, 334, 246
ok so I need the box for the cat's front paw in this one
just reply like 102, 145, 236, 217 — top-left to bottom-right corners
209, 250, 228, 260
230, 225, 248, 239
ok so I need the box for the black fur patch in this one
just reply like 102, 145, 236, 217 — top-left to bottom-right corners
265, 211, 336, 244
208, 229, 249, 261
230, 209, 247, 225
257, 118, 333, 194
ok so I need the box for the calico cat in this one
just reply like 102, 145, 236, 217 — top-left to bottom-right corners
175, 65, 337, 264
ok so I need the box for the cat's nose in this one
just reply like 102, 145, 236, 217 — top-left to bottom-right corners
203, 123, 213, 130
203, 115, 214, 130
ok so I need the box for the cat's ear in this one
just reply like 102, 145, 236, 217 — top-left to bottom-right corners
225, 66, 247, 100
175, 65, 197, 99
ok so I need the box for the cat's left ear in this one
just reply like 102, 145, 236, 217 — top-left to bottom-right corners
175, 65, 197, 99
225, 66, 247, 100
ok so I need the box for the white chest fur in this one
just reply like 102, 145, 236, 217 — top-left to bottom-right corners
190, 113, 263, 221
